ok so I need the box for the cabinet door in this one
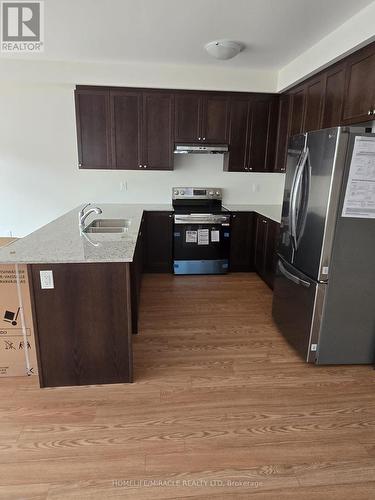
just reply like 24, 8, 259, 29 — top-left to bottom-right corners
289, 86, 306, 137
264, 220, 280, 289
303, 76, 325, 132
75, 89, 112, 169
142, 92, 174, 170
225, 98, 250, 171
229, 212, 254, 271
274, 94, 290, 172
253, 215, 267, 275
343, 44, 375, 123
174, 92, 202, 142
111, 90, 142, 169
321, 62, 346, 128
247, 97, 278, 172
143, 211, 173, 272
201, 94, 230, 143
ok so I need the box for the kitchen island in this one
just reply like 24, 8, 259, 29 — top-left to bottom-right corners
0, 203, 281, 388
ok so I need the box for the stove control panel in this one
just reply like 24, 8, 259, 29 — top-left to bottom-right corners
172, 187, 222, 200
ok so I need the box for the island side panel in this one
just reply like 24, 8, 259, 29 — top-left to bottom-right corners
29, 262, 133, 387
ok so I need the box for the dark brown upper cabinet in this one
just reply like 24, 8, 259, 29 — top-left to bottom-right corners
248, 96, 278, 172
76, 87, 174, 170
110, 89, 142, 169
174, 91, 230, 144
342, 43, 375, 124
289, 85, 306, 137
303, 75, 325, 132
274, 94, 290, 172
75, 89, 112, 169
225, 97, 250, 172
174, 92, 201, 142
142, 92, 174, 170
225, 95, 277, 172
321, 61, 346, 128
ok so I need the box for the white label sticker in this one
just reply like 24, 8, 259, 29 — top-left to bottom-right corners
211, 230, 220, 242
197, 229, 209, 245
342, 136, 375, 218
40, 270, 54, 289
185, 230, 197, 243
322, 266, 329, 275
310, 343, 317, 352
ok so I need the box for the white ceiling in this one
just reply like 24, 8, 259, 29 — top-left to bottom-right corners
3, 0, 374, 70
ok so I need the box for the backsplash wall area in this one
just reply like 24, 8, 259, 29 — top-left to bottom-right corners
0, 83, 285, 237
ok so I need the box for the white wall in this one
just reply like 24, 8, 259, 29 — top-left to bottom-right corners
278, 1, 375, 90
0, 83, 285, 237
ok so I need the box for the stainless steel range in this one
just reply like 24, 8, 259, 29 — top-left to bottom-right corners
172, 187, 230, 275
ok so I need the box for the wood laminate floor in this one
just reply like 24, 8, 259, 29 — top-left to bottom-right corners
1, 273, 375, 499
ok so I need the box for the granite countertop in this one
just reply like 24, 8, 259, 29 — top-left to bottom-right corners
224, 204, 282, 223
0, 204, 173, 264
0, 202, 281, 264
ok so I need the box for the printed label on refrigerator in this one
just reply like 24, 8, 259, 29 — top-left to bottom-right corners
342, 136, 375, 218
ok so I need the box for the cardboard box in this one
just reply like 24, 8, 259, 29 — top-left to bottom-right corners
0, 238, 38, 377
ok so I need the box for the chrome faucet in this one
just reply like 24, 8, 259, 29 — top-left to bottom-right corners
79, 203, 102, 232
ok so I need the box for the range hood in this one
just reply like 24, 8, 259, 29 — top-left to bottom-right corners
174, 143, 228, 154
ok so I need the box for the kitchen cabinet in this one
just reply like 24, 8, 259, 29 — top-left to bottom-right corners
321, 62, 346, 128
76, 87, 174, 171
75, 89, 112, 169
29, 263, 133, 387
225, 95, 278, 172
225, 98, 250, 172
253, 214, 280, 289
142, 92, 174, 170
110, 89, 142, 169
143, 211, 173, 273
248, 96, 278, 172
229, 212, 254, 271
274, 94, 290, 172
342, 43, 375, 124
174, 92, 201, 143
289, 85, 306, 137
303, 75, 325, 132
174, 91, 230, 144
130, 218, 144, 334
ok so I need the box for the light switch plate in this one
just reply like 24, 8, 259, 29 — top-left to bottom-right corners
40, 270, 54, 289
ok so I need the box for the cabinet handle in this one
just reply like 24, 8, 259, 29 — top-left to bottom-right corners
249, 167, 253, 171
262, 219, 267, 224
78, 163, 82, 167
202, 137, 206, 141
232, 214, 236, 218
139, 164, 142, 168
368, 110, 373, 116
373, 109, 375, 115
143, 165, 147, 168
198, 137, 201, 141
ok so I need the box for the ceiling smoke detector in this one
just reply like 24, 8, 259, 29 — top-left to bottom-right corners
204, 40, 244, 60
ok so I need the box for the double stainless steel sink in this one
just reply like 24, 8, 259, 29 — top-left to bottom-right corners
84, 219, 131, 234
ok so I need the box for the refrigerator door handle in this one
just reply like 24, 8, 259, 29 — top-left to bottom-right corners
278, 260, 311, 288
289, 151, 303, 250
291, 147, 309, 250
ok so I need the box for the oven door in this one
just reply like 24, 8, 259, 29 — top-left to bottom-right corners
173, 214, 230, 274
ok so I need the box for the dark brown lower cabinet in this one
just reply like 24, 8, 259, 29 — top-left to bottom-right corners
143, 211, 173, 273
253, 214, 280, 289
229, 212, 254, 271
130, 217, 144, 334
29, 263, 133, 388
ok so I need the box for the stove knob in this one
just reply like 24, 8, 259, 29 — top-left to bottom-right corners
209, 191, 214, 196
216, 191, 220, 196
180, 190, 185, 195
174, 190, 179, 196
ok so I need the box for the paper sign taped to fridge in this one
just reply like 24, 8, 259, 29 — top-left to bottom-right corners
197, 229, 209, 245
342, 136, 375, 218
211, 230, 220, 242
185, 230, 197, 243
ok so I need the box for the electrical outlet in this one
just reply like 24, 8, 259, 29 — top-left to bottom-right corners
40, 270, 54, 289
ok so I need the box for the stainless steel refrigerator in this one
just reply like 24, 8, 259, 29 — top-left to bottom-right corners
272, 127, 375, 364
